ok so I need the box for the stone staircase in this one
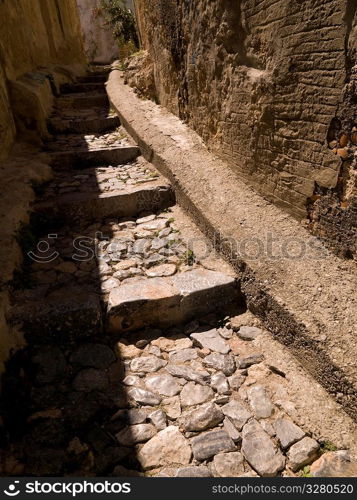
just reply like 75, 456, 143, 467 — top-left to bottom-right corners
1, 72, 356, 478
10, 72, 239, 341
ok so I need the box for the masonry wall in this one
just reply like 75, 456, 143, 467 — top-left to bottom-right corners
132, 0, 357, 258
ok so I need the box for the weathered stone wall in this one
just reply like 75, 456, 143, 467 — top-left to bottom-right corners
77, 0, 119, 64
132, 0, 356, 256
0, 0, 86, 371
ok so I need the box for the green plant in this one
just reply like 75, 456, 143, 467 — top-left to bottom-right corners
99, 0, 139, 48
319, 441, 338, 454
183, 249, 196, 266
299, 466, 312, 478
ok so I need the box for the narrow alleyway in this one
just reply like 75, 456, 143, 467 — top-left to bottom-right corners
0, 71, 355, 478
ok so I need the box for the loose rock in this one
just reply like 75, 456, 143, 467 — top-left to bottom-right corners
130, 356, 166, 373
221, 400, 252, 431
175, 466, 212, 477
180, 382, 214, 407
212, 452, 245, 477
145, 373, 180, 397
128, 388, 162, 406
203, 353, 236, 376
191, 329, 230, 354
116, 424, 156, 446
247, 385, 274, 418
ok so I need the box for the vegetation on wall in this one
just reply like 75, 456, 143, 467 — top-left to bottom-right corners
96, 0, 139, 49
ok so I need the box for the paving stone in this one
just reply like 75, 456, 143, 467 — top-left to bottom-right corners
274, 418, 305, 449
228, 374, 245, 390
72, 369, 109, 392
116, 342, 141, 360
175, 466, 212, 477
238, 326, 262, 340
247, 385, 274, 418
221, 400, 252, 431
137, 426, 192, 470
148, 409, 167, 430
145, 373, 180, 397
128, 388, 162, 406
169, 348, 198, 363
203, 353, 236, 376
223, 417, 241, 443
132, 238, 151, 255
183, 403, 224, 431
162, 396, 181, 419
191, 329, 231, 354
70, 343, 115, 369
191, 430, 236, 461
238, 354, 265, 369
287, 437, 320, 471
112, 408, 147, 425
242, 419, 285, 477
32, 346, 67, 385
180, 382, 214, 407
211, 372, 231, 394
310, 451, 357, 477
130, 356, 166, 373
212, 452, 245, 477
146, 264, 177, 277
116, 424, 156, 446
166, 364, 210, 385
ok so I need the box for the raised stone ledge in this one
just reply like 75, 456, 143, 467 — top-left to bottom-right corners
107, 68, 357, 419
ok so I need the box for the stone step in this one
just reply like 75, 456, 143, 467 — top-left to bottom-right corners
77, 74, 108, 84
34, 181, 175, 223
48, 115, 120, 134
10, 288, 103, 342
107, 269, 239, 333
60, 82, 106, 94
50, 145, 140, 169
56, 93, 109, 110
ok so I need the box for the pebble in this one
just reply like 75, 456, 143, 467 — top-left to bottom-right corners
191, 430, 236, 461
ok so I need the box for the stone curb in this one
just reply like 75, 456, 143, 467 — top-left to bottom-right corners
107, 68, 357, 420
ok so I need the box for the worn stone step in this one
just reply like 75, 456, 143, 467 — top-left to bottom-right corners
60, 82, 106, 94
48, 115, 120, 134
34, 181, 175, 223
56, 93, 109, 110
77, 74, 108, 84
10, 288, 103, 342
107, 269, 239, 333
50, 146, 140, 169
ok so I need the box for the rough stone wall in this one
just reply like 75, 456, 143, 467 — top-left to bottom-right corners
132, 0, 356, 257
0, 0, 86, 371
77, 0, 119, 64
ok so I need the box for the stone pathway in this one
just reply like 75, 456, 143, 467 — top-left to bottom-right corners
1, 71, 356, 478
